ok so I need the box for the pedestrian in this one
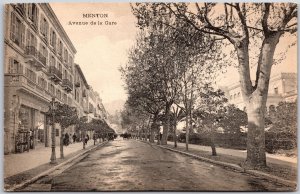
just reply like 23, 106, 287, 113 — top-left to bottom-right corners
84, 134, 88, 145
69, 133, 72, 144
64, 133, 69, 146
72, 133, 76, 143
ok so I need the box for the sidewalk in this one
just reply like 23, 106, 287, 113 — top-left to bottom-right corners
148, 140, 297, 184
170, 141, 297, 165
4, 140, 95, 178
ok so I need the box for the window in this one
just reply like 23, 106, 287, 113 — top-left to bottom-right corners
64, 49, 68, 63
26, 29, 37, 47
274, 87, 279, 94
58, 40, 63, 56
8, 58, 23, 74
63, 93, 67, 103
10, 12, 25, 48
38, 77, 47, 89
64, 69, 67, 79
27, 4, 39, 28
58, 63, 62, 72
39, 43, 48, 65
40, 15, 49, 38
69, 55, 73, 68
48, 83, 55, 94
55, 128, 59, 136
49, 55, 55, 67
56, 89, 61, 100
25, 68, 36, 83
49, 29, 56, 49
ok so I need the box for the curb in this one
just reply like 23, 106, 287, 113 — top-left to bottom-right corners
137, 140, 297, 188
6, 141, 109, 191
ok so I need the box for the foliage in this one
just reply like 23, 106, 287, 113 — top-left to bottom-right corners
131, 2, 297, 167
219, 104, 248, 134
265, 101, 297, 153
46, 102, 78, 129
90, 118, 115, 134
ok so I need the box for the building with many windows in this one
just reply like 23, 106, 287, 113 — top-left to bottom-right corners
220, 72, 297, 110
4, 3, 107, 154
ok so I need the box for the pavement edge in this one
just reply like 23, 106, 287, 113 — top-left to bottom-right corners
5, 141, 109, 192
137, 139, 297, 189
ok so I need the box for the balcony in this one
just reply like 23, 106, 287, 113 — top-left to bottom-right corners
62, 79, 73, 92
25, 46, 46, 70
75, 81, 80, 87
48, 66, 62, 83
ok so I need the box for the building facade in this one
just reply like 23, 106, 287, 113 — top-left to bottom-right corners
4, 3, 107, 154
221, 73, 297, 110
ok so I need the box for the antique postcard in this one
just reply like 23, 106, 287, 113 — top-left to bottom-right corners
3, 2, 297, 191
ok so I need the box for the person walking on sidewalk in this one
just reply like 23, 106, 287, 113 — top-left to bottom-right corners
72, 133, 77, 143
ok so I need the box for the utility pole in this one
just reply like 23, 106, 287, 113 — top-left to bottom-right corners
50, 97, 57, 164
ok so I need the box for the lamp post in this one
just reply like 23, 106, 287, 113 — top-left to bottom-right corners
50, 97, 57, 164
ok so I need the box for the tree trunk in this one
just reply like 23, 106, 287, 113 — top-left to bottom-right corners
150, 114, 158, 143
236, 32, 281, 169
174, 115, 177, 148
244, 94, 267, 168
60, 128, 64, 158
210, 128, 217, 156
185, 113, 189, 151
82, 130, 86, 149
161, 103, 171, 145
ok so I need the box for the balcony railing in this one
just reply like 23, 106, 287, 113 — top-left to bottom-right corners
25, 46, 38, 57
48, 66, 62, 83
62, 79, 73, 92
25, 46, 46, 70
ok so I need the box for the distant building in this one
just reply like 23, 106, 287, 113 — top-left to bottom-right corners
220, 73, 297, 110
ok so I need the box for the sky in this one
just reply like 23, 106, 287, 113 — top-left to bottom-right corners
50, 3, 297, 104
50, 3, 138, 104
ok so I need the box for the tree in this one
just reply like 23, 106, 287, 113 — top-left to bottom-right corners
132, 2, 297, 169
121, 34, 165, 142
46, 103, 78, 158
76, 117, 88, 149
219, 104, 248, 134
194, 85, 228, 156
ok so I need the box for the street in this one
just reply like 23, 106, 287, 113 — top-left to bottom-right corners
21, 138, 292, 191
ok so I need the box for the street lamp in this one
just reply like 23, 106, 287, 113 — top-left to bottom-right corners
50, 97, 59, 164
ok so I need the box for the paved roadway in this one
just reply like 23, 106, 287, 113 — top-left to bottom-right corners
21, 138, 292, 191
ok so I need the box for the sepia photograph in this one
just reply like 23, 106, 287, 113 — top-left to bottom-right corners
3, 2, 298, 192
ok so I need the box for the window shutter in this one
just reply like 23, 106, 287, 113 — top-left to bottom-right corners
19, 61, 23, 74
26, 29, 30, 47
21, 23, 25, 49
45, 21, 48, 39
27, 4, 32, 20
35, 7, 39, 29
8, 58, 13, 73
40, 15, 43, 33
10, 12, 16, 41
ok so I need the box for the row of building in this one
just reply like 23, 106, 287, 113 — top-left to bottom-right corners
4, 3, 107, 154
